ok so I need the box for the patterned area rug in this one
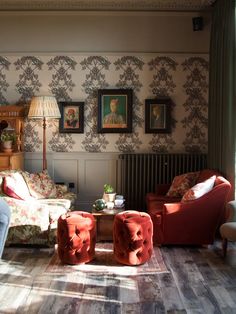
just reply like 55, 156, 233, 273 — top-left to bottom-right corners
47, 242, 168, 276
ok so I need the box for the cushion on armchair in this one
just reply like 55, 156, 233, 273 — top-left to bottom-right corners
22, 170, 58, 199
181, 175, 216, 202
2, 172, 33, 200
0, 170, 19, 194
166, 171, 199, 197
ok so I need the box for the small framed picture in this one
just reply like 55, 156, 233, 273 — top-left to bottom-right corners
145, 97, 171, 133
59, 102, 84, 133
97, 89, 132, 133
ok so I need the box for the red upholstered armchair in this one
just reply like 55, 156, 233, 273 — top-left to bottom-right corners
146, 170, 231, 245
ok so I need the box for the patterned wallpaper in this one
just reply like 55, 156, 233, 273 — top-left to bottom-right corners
0, 54, 208, 153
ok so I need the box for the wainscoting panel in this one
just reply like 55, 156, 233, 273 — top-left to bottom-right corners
52, 159, 78, 193
24, 152, 119, 211
78, 156, 118, 210
24, 157, 45, 174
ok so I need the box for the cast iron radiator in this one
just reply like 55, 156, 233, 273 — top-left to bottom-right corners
117, 153, 207, 211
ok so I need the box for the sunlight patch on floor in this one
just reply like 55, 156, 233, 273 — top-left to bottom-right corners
0, 281, 125, 302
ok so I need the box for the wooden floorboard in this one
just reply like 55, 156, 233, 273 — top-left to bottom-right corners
0, 240, 236, 314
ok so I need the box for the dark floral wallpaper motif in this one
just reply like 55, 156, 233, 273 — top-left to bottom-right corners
181, 57, 208, 152
114, 56, 144, 128
0, 54, 209, 153
149, 134, 176, 153
80, 56, 110, 152
47, 56, 77, 152
14, 56, 43, 103
115, 132, 142, 153
48, 129, 76, 152
14, 56, 43, 152
114, 56, 144, 152
148, 56, 178, 153
0, 57, 10, 104
47, 56, 77, 101
148, 56, 177, 96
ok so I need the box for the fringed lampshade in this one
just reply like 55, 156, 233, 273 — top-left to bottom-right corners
28, 96, 61, 170
28, 96, 61, 119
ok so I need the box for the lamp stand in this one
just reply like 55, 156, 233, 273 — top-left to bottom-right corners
42, 117, 47, 170
28, 96, 61, 171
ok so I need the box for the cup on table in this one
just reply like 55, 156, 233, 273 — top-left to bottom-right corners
116, 195, 124, 200
114, 199, 124, 207
106, 201, 114, 209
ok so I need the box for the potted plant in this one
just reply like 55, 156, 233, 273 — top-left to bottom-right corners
103, 184, 116, 202
1, 132, 16, 153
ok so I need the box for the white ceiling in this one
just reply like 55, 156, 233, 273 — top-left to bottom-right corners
0, 0, 216, 11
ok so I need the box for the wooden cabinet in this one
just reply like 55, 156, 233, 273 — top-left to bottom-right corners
0, 105, 25, 170
0, 105, 25, 152
0, 152, 24, 170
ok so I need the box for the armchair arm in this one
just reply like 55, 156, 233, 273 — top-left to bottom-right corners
2, 196, 50, 231
226, 201, 236, 222
163, 203, 183, 214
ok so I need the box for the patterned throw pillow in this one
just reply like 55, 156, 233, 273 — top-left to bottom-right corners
0, 170, 18, 194
166, 172, 200, 197
181, 175, 216, 202
2, 172, 32, 200
22, 170, 57, 199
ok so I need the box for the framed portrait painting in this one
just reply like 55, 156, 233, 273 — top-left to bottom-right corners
97, 89, 132, 133
59, 102, 84, 133
145, 97, 171, 133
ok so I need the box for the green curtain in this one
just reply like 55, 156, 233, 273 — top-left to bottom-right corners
208, 0, 236, 199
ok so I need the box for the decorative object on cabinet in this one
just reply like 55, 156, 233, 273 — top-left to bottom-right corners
0, 120, 8, 136
28, 96, 61, 171
0, 105, 25, 152
145, 97, 171, 133
59, 101, 84, 133
0, 105, 25, 170
0, 131, 16, 153
97, 89, 132, 133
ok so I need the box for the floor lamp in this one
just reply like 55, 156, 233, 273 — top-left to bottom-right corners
28, 96, 61, 171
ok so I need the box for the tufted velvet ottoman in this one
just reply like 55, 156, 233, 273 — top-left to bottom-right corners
57, 211, 96, 265
113, 210, 153, 265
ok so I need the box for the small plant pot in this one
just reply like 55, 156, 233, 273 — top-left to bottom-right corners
2, 140, 13, 153
103, 192, 116, 203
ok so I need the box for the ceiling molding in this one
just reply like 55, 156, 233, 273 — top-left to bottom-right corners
0, 0, 216, 11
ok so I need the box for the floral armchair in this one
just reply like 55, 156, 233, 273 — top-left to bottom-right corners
0, 169, 76, 246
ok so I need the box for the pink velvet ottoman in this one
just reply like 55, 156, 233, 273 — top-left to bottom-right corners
57, 211, 96, 265
113, 210, 153, 265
